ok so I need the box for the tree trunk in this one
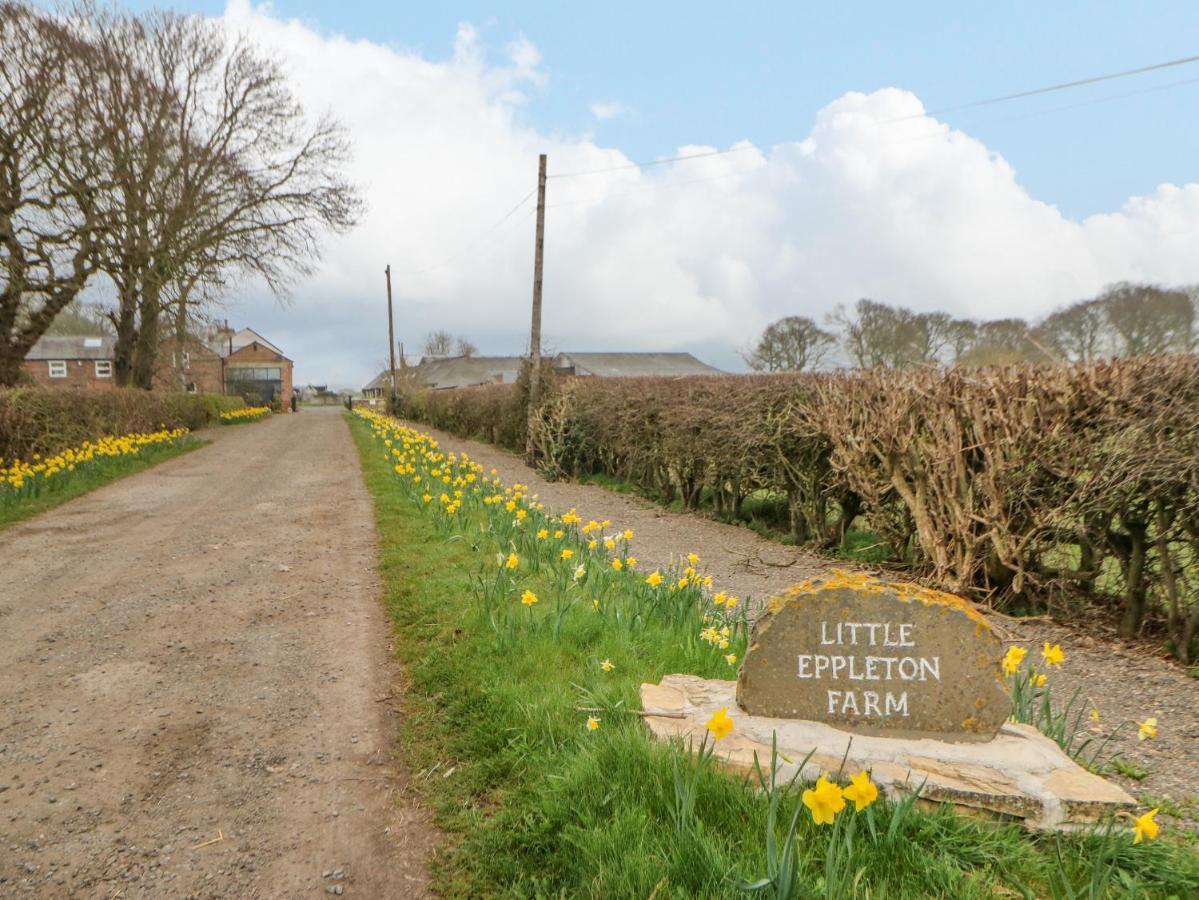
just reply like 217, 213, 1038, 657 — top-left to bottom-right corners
112, 281, 139, 387
132, 284, 161, 389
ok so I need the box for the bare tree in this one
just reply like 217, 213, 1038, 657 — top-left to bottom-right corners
743, 315, 835, 372
0, 4, 113, 385
422, 329, 453, 357
1098, 282, 1194, 357
455, 336, 478, 358
74, 6, 360, 387
829, 299, 943, 369
1035, 299, 1108, 362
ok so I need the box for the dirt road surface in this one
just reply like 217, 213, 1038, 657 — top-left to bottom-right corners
0, 408, 435, 898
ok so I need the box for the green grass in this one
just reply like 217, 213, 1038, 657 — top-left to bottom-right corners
0, 437, 205, 531
349, 414, 1199, 899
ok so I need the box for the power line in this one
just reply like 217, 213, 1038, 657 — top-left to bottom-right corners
393, 187, 536, 277
547, 146, 756, 180
887, 52, 1199, 123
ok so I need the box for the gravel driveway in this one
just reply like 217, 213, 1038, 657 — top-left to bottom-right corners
0, 408, 435, 898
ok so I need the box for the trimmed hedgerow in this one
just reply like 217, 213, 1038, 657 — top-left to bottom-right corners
397, 356, 1199, 661
0, 387, 240, 460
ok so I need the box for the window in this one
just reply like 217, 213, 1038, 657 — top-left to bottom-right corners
95, 360, 112, 378
227, 366, 282, 381
48, 360, 67, 378
172, 351, 191, 369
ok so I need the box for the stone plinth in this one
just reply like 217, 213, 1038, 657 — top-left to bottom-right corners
642, 674, 1135, 832
737, 571, 1009, 742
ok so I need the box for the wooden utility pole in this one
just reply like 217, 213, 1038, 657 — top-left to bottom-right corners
385, 264, 398, 412
525, 153, 547, 464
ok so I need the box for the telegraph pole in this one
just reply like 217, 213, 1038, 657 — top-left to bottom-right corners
385, 265, 398, 413
525, 153, 547, 464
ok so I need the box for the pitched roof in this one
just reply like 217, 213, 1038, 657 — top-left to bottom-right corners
412, 356, 524, 390
206, 327, 288, 360
26, 335, 115, 361
363, 369, 398, 391
555, 351, 722, 378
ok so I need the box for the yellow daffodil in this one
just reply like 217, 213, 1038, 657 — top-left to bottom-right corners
687, 552, 700, 566
705, 707, 734, 741
600, 658, 614, 672
802, 776, 846, 825
724, 653, 737, 666
725, 597, 739, 609
713, 592, 727, 606
574, 564, 586, 581
586, 716, 600, 732
611, 558, 623, 571
645, 570, 663, 587
506, 552, 519, 570
1138, 717, 1157, 741
841, 771, 879, 812
1042, 642, 1065, 667
1033, 673, 1047, 688
536, 528, 549, 539
1132, 808, 1159, 844
626, 557, 637, 567
561, 548, 574, 560
554, 529, 565, 539
1090, 707, 1100, 723
1001, 645, 1027, 676
622, 529, 634, 541
521, 589, 538, 607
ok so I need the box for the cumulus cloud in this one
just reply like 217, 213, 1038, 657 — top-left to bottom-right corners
215, 1, 1199, 386
589, 100, 627, 121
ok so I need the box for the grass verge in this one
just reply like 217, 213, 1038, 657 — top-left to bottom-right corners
0, 437, 205, 531
350, 414, 1199, 898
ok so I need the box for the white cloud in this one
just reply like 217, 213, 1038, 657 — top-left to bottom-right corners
216, 2, 1199, 387
589, 100, 627, 121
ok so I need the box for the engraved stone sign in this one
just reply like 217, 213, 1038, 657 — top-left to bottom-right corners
735, 571, 1010, 742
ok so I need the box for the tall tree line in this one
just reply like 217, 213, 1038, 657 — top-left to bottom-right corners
745, 283, 1199, 372
0, 2, 361, 387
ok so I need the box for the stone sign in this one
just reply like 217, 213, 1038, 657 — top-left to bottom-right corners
735, 571, 1009, 742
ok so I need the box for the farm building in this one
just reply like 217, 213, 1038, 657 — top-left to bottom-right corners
24, 321, 294, 408
553, 352, 722, 378
22, 336, 117, 388
361, 351, 722, 401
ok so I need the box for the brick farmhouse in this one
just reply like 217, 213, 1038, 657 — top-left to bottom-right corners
24, 322, 294, 409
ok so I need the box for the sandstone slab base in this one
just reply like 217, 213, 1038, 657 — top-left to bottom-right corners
642, 674, 1134, 832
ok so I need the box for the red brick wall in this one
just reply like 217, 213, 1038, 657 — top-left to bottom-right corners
153, 337, 224, 394
22, 358, 115, 390
225, 342, 294, 412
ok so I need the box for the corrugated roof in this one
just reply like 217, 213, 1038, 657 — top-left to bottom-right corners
26, 335, 115, 361
556, 351, 722, 378
412, 356, 524, 390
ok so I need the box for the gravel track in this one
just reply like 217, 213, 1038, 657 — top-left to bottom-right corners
0, 408, 436, 898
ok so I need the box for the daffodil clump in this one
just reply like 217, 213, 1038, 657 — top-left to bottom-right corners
350, 412, 1199, 898
356, 407, 748, 693
1, 427, 190, 506
1003, 640, 1166, 845
219, 405, 271, 423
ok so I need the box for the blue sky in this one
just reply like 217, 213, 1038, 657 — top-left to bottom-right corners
76, 2, 1199, 384
133, 1, 1199, 220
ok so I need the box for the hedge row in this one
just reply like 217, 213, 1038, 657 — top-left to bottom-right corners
397, 356, 1199, 661
0, 387, 244, 460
